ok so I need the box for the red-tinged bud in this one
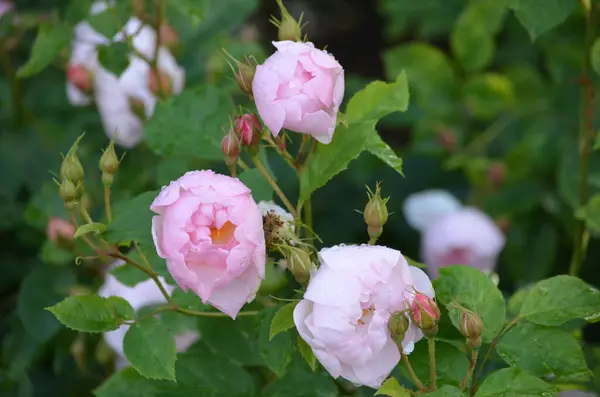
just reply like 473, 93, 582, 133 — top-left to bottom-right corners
363, 182, 389, 243
410, 293, 440, 337
221, 130, 241, 166
459, 308, 483, 349
388, 312, 410, 345
235, 113, 263, 146
148, 69, 172, 97
437, 129, 456, 152
488, 162, 505, 188
128, 97, 147, 120
67, 64, 93, 93
159, 24, 179, 53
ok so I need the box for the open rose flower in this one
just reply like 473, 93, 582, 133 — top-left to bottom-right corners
98, 260, 200, 370
294, 244, 434, 389
150, 170, 266, 318
422, 207, 505, 278
252, 41, 344, 144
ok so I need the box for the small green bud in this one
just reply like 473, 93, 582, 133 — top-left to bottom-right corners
363, 182, 389, 242
283, 246, 312, 284
271, 0, 303, 42
222, 49, 256, 98
459, 308, 483, 349
59, 178, 79, 204
388, 312, 410, 344
100, 141, 119, 175
102, 173, 114, 187
60, 153, 84, 185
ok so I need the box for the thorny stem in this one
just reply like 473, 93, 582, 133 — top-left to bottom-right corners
428, 337, 437, 390
460, 349, 479, 391
252, 155, 298, 218
104, 186, 112, 223
402, 354, 426, 391
569, 3, 597, 277
470, 316, 520, 396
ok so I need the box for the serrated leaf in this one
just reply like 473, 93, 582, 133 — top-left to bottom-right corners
519, 275, 600, 326
506, 0, 575, 41
105, 191, 158, 247
496, 322, 590, 381
238, 168, 274, 202
258, 308, 295, 377
144, 85, 233, 160
434, 266, 506, 342
18, 23, 72, 78
47, 295, 134, 332
270, 302, 298, 340
124, 317, 177, 380
375, 377, 411, 397
474, 368, 557, 397
98, 42, 130, 77
366, 133, 403, 176
197, 316, 263, 366
74, 222, 107, 238
400, 341, 469, 387
167, 0, 209, 26
171, 288, 211, 311
297, 335, 317, 371
422, 385, 465, 397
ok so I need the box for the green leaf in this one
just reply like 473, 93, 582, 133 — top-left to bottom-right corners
434, 266, 506, 342
576, 194, 600, 234
375, 377, 411, 397
40, 240, 75, 266
300, 120, 374, 202
17, 23, 72, 78
422, 385, 465, 397
98, 42, 130, 77
238, 168, 274, 202
297, 335, 317, 371
474, 368, 557, 397
262, 359, 337, 397
197, 316, 263, 366
105, 191, 158, 247
156, 157, 191, 186
366, 133, 404, 176
345, 72, 409, 124
167, 0, 209, 26
463, 73, 515, 120
144, 85, 233, 160
496, 321, 590, 381
74, 222, 107, 238
591, 38, 600, 78
506, 0, 575, 41
171, 288, 212, 311
400, 341, 469, 386
270, 302, 298, 340
109, 263, 151, 286
47, 295, 134, 332
519, 275, 600, 326
123, 317, 177, 381
87, 2, 131, 37
258, 308, 295, 377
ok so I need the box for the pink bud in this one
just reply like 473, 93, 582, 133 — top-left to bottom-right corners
148, 69, 172, 97
159, 24, 179, 52
67, 64, 92, 93
221, 130, 241, 166
410, 293, 440, 336
235, 113, 262, 146
47, 217, 76, 243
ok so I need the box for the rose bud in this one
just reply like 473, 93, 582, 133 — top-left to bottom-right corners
235, 113, 263, 147
363, 182, 389, 243
148, 69, 173, 97
159, 24, 179, 53
410, 293, 440, 337
221, 130, 241, 167
459, 308, 483, 349
67, 64, 93, 94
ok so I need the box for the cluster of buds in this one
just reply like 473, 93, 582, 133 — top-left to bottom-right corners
58, 137, 85, 211
99, 141, 120, 187
410, 292, 440, 337
67, 64, 94, 95
459, 307, 483, 350
148, 69, 173, 98
270, 0, 305, 42
363, 182, 389, 244
221, 113, 263, 169
279, 245, 312, 284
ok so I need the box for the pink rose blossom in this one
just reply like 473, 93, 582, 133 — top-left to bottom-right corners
293, 244, 434, 389
150, 170, 266, 318
421, 208, 505, 278
46, 217, 76, 243
252, 41, 344, 144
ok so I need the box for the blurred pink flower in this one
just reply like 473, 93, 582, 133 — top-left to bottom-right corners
252, 41, 344, 144
46, 217, 75, 243
150, 170, 266, 319
294, 244, 434, 389
0, 1, 12, 18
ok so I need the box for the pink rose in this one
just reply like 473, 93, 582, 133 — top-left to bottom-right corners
293, 244, 434, 389
150, 170, 266, 318
421, 208, 505, 278
46, 217, 76, 243
252, 41, 344, 144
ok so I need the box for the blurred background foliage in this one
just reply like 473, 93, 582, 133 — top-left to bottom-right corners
2, 0, 600, 396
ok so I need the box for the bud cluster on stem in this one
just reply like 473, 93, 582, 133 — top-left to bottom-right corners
363, 182, 389, 244
99, 141, 120, 188
58, 136, 85, 211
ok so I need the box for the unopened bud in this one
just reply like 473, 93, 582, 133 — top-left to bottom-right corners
221, 130, 241, 166
128, 97, 147, 120
235, 113, 262, 147
410, 293, 440, 337
283, 246, 312, 284
60, 154, 84, 186
388, 312, 410, 345
437, 129, 456, 152
459, 308, 483, 349
223, 50, 256, 98
159, 24, 179, 53
100, 141, 119, 175
272, 0, 303, 42
148, 69, 172, 97
67, 64, 93, 94
363, 182, 389, 242
59, 178, 79, 207
488, 162, 505, 188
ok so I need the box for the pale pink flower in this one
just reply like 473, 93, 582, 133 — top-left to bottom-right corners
252, 41, 344, 144
150, 170, 266, 318
402, 189, 462, 232
0, 1, 12, 17
98, 260, 200, 369
46, 217, 76, 243
293, 244, 434, 389
421, 208, 505, 278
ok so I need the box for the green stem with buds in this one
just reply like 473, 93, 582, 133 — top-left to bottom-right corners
428, 337, 437, 390
402, 354, 426, 391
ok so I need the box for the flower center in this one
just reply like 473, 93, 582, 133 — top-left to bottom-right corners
357, 305, 375, 326
209, 221, 236, 245
440, 246, 471, 267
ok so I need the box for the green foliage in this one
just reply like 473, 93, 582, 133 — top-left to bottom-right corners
435, 266, 506, 342
258, 307, 295, 377
375, 377, 411, 397
238, 168, 274, 202
400, 341, 469, 387
98, 43, 130, 77
270, 302, 298, 340
576, 193, 600, 234
105, 191, 158, 247
474, 368, 557, 397
296, 335, 317, 371
506, 0, 575, 41
87, 1, 131, 37
196, 316, 262, 366
47, 295, 134, 332
74, 222, 107, 238
17, 23, 72, 78
123, 317, 177, 381
422, 386, 465, 397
